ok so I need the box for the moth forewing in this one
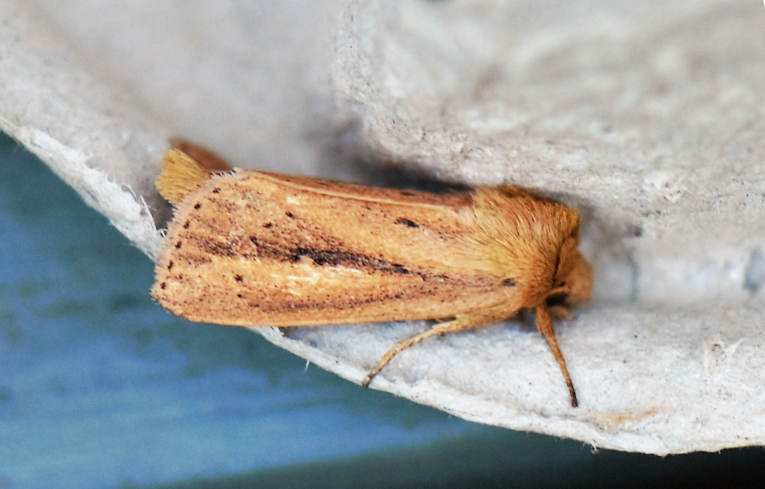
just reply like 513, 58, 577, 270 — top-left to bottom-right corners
153, 171, 515, 326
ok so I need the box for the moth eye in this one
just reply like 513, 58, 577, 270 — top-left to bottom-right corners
557, 282, 566, 287
502, 278, 516, 287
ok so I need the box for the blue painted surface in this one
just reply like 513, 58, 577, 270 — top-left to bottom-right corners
1, 132, 764, 489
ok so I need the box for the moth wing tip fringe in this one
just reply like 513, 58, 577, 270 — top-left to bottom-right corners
155, 148, 212, 205
169, 138, 232, 172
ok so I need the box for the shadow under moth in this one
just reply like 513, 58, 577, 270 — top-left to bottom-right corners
152, 141, 593, 407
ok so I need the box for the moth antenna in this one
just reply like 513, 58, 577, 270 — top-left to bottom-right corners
156, 148, 226, 205
535, 305, 578, 407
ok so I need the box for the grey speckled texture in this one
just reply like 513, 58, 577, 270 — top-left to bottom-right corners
1, 0, 763, 454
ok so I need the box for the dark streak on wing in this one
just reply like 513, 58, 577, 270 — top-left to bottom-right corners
175, 252, 212, 266
242, 234, 437, 279
247, 236, 288, 261
394, 217, 419, 228
198, 238, 237, 257
294, 247, 411, 275
261, 291, 408, 312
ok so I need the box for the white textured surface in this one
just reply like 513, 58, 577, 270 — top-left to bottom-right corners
1, 0, 763, 454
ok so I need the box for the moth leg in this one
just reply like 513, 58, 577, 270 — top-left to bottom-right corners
548, 305, 571, 320
362, 314, 491, 388
535, 305, 578, 408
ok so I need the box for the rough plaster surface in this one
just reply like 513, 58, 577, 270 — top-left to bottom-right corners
1, 0, 763, 454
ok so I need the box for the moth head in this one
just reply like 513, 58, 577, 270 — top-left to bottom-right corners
546, 233, 593, 309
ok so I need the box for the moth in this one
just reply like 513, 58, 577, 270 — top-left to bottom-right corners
152, 141, 593, 407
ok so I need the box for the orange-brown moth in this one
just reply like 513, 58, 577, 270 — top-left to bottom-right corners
151, 141, 593, 407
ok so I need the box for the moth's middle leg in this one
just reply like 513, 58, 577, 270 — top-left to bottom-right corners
361, 314, 493, 387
